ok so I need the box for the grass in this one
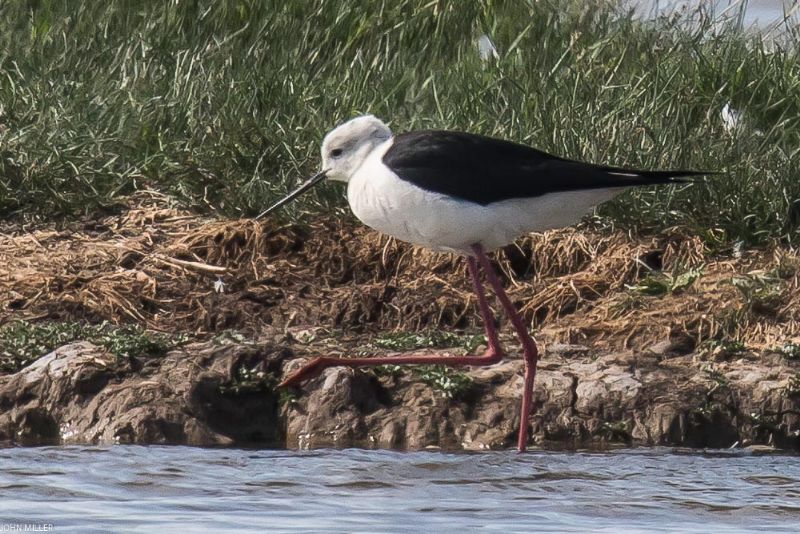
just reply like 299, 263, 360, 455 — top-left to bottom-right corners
0, 320, 188, 373
372, 329, 486, 353
0, 1, 799, 248
368, 362, 476, 400
701, 364, 730, 390
627, 266, 704, 296
218, 364, 274, 396
777, 342, 800, 360
730, 271, 785, 315
371, 329, 479, 398
415, 365, 474, 399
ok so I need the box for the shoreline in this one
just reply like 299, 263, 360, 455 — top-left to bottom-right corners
1, 201, 799, 451
1, 335, 798, 451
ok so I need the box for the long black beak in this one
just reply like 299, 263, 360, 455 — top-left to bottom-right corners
255, 170, 329, 219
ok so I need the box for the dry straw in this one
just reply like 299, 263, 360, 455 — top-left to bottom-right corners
2, 194, 798, 350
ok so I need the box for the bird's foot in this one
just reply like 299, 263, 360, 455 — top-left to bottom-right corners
278, 356, 330, 388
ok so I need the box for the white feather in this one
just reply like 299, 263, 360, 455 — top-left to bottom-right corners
347, 139, 625, 254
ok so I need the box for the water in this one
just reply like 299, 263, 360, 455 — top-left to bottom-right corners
636, 0, 798, 30
1, 446, 799, 533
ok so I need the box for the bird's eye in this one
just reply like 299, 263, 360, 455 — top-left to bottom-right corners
330, 148, 344, 158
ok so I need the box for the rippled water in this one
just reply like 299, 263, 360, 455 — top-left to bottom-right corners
1, 446, 799, 533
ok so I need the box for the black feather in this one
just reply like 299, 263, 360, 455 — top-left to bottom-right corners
382, 130, 713, 206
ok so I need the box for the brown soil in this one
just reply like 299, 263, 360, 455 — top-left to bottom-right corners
2, 192, 799, 351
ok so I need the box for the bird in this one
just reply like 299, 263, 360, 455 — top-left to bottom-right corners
258, 115, 712, 452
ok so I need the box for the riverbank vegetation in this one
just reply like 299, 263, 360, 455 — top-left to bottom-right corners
1, 0, 798, 248
2, 198, 800, 364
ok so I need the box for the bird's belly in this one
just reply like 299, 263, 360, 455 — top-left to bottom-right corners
348, 165, 625, 254
347, 170, 485, 253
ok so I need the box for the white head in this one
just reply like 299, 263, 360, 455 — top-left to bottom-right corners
255, 115, 392, 219
320, 115, 392, 182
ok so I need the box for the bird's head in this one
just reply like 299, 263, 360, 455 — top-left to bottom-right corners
321, 115, 392, 182
256, 115, 391, 219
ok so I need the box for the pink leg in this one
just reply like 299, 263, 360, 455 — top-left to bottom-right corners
279, 249, 538, 453
471, 244, 539, 452
279, 255, 503, 386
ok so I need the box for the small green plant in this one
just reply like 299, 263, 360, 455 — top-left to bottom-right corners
219, 365, 275, 396
278, 388, 298, 407
787, 374, 800, 397
92, 325, 187, 359
373, 330, 485, 353
372, 364, 405, 378
0, 321, 84, 372
414, 365, 474, 399
701, 338, 747, 358
600, 421, 630, 442
0, 320, 188, 373
776, 342, 800, 361
627, 267, 703, 296
211, 330, 248, 345
701, 364, 730, 391
731, 272, 784, 315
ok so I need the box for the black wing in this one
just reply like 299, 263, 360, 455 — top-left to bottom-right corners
382, 130, 708, 206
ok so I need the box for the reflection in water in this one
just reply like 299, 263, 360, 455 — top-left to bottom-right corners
0, 446, 798, 533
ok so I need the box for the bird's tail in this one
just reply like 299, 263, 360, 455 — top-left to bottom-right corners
598, 167, 719, 185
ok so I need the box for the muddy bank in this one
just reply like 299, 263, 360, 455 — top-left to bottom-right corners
1, 337, 798, 450
2, 199, 800, 450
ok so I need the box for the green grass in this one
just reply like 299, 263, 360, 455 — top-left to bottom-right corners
627, 266, 704, 296
218, 364, 275, 396
0, 320, 188, 373
372, 329, 486, 353
370, 329, 479, 398
1, 1, 799, 247
415, 365, 474, 399
373, 363, 475, 400
777, 342, 800, 360
731, 271, 785, 315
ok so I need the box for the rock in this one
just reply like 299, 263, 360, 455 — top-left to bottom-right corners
0, 341, 290, 446
2, 340, 799, 451
646, 340, 675, 356
546, 343, 591, 358
646, 334, 694, 358
283, 349, 800, 451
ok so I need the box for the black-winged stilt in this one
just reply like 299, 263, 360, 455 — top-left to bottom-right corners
259, 115, 711, 452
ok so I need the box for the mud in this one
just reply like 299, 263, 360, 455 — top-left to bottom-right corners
1, 337, 798, 450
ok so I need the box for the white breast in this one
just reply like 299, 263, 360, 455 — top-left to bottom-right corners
347, 140, 626, 255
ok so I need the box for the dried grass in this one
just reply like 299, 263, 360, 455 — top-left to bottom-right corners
2, 196, 799, 350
